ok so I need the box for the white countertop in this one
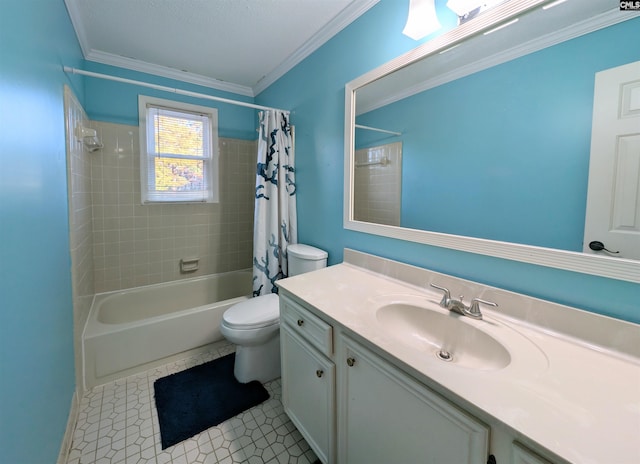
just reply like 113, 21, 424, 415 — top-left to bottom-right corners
277, 261, 640, 464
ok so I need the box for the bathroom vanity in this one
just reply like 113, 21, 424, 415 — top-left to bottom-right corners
277, 250, 640, 464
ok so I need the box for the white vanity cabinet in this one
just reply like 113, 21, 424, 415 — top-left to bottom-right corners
279, 291, 565, 464
337, 334, 490, 464
275, 254, 640, 463
280, 293, 491, 464
280, 296, 335, 464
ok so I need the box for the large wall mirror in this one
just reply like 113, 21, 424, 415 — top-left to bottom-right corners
344, 0, 640, 283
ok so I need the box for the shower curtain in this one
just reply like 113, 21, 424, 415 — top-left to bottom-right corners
253, 110, 297, 296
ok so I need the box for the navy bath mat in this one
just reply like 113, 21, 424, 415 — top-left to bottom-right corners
153, 353, 269, 449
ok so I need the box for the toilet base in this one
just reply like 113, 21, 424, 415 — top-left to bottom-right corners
233, 333, 281, 384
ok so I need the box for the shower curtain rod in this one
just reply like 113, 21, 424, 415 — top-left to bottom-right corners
63, 67, 290, 115
355, 124, 402, 136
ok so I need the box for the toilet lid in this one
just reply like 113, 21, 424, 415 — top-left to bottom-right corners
223, 293, 279, 329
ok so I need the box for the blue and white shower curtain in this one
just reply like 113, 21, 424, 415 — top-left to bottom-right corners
253, 110, 297, 296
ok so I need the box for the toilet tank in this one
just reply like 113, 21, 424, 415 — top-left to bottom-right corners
287, 244, 328, 277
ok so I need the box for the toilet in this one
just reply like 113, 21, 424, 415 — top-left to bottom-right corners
220, 244, 328, 383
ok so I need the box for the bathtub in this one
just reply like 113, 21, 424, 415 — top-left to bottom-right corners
83, 270, 251, 388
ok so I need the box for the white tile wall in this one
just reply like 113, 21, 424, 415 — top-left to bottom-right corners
64, 96, 259, 392
354, 142, 402, 226
90, 121, 256, 293
64, 85, 96, 395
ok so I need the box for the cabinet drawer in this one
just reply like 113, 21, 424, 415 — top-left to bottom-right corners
281, 297, 333, 356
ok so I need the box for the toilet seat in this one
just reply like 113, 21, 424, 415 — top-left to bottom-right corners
222, 293, 279, 330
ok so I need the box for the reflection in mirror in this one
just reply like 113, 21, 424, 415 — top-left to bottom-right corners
355, 33, 609, 251
345, 0, 640, 282
354, 142, 402, 226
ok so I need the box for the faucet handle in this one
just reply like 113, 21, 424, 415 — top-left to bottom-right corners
430, 283, 451, 307
469, 298, 498, 316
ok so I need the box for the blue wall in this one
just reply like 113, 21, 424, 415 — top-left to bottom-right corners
257, 0, 640, 323
0, 4, 636, 463
0, 0, 84, 462
83, 62, 258, 140
356, 20, 640, 251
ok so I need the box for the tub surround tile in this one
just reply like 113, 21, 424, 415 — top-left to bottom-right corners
65, 86, 97, 398
67, 343, 317, 464
67, 101, 257, 400
90, 121, 257, 293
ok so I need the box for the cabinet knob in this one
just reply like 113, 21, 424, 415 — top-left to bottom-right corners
346, 357, 356, 367
297, 319, 304, 326
316, 369, 324, 378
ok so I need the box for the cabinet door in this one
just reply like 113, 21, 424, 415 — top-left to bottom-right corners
281, 324, 335, 464
338, 335, 489, 464
512, 442, 554, 464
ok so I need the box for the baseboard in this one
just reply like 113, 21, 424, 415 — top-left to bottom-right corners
56, 391, 79, 464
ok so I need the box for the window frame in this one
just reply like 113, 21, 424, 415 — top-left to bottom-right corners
138, 95, 219, 204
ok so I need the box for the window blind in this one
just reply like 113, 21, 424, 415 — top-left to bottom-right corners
140, 97, 218, 204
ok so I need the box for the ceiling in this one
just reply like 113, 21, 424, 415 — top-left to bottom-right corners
64, 0, 380, 97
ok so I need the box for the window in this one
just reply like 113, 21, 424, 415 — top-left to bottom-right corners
139, 96, 219, 203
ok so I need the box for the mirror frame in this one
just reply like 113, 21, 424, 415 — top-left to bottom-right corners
344, 0, 640, 284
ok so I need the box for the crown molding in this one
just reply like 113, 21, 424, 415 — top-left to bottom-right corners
64, 0, 91, 57
66, 0, 254, 97
66, 0, 379, 98
253, 0, 380, 95
84, 50, 254, 97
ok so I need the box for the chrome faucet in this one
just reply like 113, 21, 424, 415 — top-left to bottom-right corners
430, 283, 497, 320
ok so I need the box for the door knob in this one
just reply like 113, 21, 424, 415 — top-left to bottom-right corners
588, 241, 619, 254
316, 369, 324, 378
346, 357, 356, 367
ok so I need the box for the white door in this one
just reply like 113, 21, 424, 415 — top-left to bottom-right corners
583, 61, 640, 260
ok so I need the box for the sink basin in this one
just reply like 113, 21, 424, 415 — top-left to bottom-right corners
376, 302, 511, 370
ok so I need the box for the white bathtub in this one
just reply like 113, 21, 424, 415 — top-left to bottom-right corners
83, 270, 251, 388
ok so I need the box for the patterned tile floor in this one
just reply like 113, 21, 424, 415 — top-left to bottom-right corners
66, 342, 318, 464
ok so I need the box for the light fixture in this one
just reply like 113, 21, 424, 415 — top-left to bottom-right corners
402, 0, 442, 41
446, 0, 507, 24
75, 124, 103, 152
